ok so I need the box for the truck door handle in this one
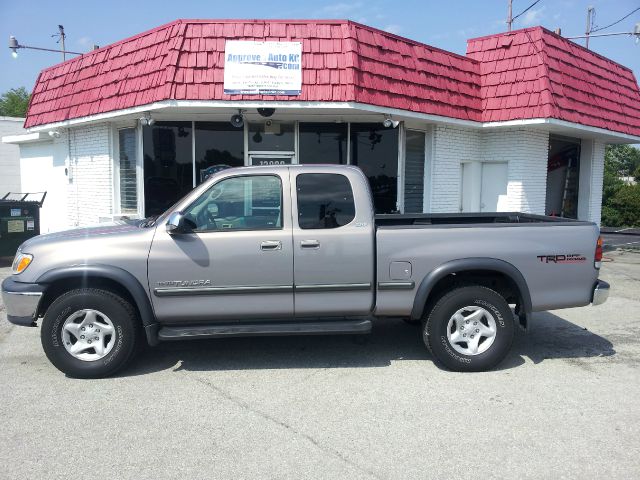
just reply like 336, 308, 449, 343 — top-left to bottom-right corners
260, 240, 282, 251
300, 240, 320, 249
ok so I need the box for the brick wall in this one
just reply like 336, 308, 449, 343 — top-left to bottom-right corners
66, 123, 113, 226
429, 125, 549, 214
481, 128, 549, 213
430, 125, 480, 212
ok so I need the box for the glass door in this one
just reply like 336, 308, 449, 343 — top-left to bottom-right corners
248, 122, 296, 166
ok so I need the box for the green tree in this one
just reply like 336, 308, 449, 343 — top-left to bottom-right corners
0, 87, 30, 117
605, 144, 640, 178
601, 144, 640, 227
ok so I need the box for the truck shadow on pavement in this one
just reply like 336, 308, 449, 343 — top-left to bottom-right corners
121, 311, 616, 376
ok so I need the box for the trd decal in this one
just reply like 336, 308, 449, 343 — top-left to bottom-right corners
536, 254, 586, 264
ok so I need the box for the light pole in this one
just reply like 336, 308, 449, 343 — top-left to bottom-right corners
8, 28, 82, 60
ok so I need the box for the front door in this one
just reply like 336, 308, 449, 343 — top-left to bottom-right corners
148, 171, 293, 323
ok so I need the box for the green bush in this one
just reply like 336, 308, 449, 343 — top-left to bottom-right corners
603, 184, 640, 227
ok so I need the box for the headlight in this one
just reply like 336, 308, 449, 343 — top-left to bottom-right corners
12, 253, 33, 274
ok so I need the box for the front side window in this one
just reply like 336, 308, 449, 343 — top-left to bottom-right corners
183, 175, 282, 232
296, 173, 355, 229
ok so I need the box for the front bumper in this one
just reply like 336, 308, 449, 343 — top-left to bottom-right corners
591, 280, 610, 306
1, 277, 44, 326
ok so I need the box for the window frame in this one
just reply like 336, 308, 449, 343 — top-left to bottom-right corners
182, 173, 285, 233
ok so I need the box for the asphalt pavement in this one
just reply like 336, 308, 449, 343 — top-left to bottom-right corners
0, 251, 639, 479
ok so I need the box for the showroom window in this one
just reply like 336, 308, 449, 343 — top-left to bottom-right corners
195, 122, 244, 184
350, 123, 399, 214
142, 121, 193, 216
299, 123, 348, 164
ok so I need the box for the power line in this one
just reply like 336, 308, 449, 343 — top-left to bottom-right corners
512, 0, 542, 22
591, 6, 640, 33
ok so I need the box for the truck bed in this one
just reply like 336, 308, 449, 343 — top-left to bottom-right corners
375, 212, 594, 227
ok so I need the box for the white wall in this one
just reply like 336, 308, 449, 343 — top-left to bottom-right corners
18, 141, 57, 233
429, 125, 550, 215
577, 139, 605, 224
66, 123, 114, 227
430, 125, 481, 212
481, 128, 549, 213
16, 122, 114, 232
0, 117, 25, 195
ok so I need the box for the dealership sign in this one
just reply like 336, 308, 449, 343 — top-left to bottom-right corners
223, 41, 302, 95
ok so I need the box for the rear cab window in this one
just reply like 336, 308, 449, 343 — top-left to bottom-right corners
296, 173, 355, 229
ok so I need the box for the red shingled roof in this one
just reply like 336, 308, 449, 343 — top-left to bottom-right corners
24, 21, 640, 138
25, 19, 481, 128
467, 27, 640, 136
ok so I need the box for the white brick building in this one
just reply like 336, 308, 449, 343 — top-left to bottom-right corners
3, 21, 640, 232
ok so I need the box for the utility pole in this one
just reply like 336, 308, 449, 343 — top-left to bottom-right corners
585, 6, 594, 49
58, 25, 66, 61
507, 0, 513, 32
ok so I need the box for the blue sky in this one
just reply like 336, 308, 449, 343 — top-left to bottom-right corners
1, 0, 639, 93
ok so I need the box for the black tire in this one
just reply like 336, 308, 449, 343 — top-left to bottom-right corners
41, 288, 138, 378
423, 286, 514, 372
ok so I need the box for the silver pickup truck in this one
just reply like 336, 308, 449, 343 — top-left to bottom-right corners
2, 165, 609, 377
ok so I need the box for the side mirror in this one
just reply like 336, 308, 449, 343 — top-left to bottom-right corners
166, 212, 195, 234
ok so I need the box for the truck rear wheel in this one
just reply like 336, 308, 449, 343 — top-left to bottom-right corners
41, 288, 138, 378
423, 286, 514, 372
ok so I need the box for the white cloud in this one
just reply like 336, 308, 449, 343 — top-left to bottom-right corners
319, 2, 364, 16
457, 27, 478, 37
518, 6, 546, 26
76, 36, 92, 47
383, 24, 402, 34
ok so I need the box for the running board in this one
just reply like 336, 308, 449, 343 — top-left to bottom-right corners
157, 319, 372, 341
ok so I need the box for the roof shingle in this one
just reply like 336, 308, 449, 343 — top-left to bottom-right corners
24, 21, 640, 138
467, 27, 640, 136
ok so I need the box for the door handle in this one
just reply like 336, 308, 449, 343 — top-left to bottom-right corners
260, 240, 282, 251
300, 239, 320, 249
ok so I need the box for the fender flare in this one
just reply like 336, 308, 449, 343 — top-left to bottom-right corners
37, 264, 158, 346
409, 258, 532, 322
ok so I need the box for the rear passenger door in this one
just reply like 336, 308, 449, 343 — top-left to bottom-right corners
291, 169, 375, 318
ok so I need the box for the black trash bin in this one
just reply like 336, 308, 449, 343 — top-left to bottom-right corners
0, 192, 47, 258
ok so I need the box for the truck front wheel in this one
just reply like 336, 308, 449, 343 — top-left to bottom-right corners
41, 288, 138, 378
423, 286, 514, 372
